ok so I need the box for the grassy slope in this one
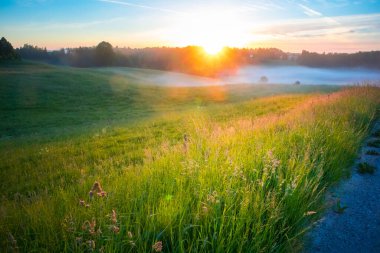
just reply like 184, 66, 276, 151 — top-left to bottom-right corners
1, 62, 379, 252
0, 61, 339, 140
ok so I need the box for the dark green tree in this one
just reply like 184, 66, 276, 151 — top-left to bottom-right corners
0, 37, 19, 60
95, 41, 114, 66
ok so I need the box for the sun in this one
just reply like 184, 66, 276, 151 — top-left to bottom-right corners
167, 8, 250, 53
203, 44, 224, 55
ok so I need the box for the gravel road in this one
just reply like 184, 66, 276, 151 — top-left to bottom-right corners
305, 121, 380, 253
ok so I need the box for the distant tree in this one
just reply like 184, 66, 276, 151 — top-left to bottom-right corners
95, 41, 114, 66
298, 50, 380, 69
259, 76, 268, 83
294, 80, 301, 85
17, 44, 49, 60
0, 37, 19, 60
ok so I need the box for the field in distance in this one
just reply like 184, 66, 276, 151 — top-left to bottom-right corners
0, 61, 339, 140
1, 61, 379, 252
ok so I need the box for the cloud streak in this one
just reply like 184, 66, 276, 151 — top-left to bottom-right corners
98, 0, 185, 14
5, 17, 127, 31
299, 4, 323, 17
254, 13, 380, 38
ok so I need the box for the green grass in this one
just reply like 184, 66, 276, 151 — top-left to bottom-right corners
0, 61, 340, 140
0, 62, 379, 252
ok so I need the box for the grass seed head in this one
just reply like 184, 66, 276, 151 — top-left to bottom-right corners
91, 181, 103, 193
111, 209, 117, 224
112, 225, 120, 234
87, 240, 96, 250
7, 232, 19, 252
305, 211, 317, 216
152, 241, 163, 252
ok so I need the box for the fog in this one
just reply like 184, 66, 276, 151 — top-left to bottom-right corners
223, 66, 380, 85
99, 66, 380, 87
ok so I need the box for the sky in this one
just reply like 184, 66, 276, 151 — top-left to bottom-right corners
1, 0, 380, 53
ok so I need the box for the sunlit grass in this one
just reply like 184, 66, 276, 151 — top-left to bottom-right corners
1, 63, 379, 252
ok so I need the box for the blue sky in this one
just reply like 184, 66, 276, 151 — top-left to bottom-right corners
1, 0, 380, 52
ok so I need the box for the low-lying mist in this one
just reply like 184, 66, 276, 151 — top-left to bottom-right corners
225, 66, 380, 85
99, 66, 380, 87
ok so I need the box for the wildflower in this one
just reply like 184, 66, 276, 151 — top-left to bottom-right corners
89, 191, 94, 199
79, 199, 85, 206
127, 231, 133, 239
152, 241, 163, 252
85, 204, 91, 208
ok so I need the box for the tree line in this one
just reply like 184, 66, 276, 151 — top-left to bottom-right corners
1, 37, 380, 76
298, 50, 380, 69
13, 41, 288, 76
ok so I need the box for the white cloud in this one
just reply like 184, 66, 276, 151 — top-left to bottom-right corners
299, 4, 323, 17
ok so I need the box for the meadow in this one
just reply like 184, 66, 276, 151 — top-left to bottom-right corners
1, 62, 379, 252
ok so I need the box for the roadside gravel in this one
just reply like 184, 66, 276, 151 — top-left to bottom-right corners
305, 121, 380, 253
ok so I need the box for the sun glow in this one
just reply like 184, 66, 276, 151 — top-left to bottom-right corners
167, 8, 250, 51
203, 44, 224, 55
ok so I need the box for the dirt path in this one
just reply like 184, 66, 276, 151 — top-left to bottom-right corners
305, 121, 380, 253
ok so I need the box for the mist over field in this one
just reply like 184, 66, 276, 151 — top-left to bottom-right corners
98, 66, 380, 87
224, 66, 380, 86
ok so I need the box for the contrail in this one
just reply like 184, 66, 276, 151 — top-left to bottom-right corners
98, 0, 185, 14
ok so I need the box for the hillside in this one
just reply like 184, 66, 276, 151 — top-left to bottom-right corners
1, 62, 379, 252
0, 62, 339, 139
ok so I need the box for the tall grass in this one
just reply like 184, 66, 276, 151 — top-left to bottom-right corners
1, 86, 379, 252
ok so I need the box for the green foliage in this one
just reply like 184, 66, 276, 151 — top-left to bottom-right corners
95, 41, 115, 66
366, 150, 380, 156
0, 62, 379, 252
367, 140, 380, 148
373, 130, 380, 138
357, 162, 376, 174
333, 199, 347, 214
0, 37, 19, 61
